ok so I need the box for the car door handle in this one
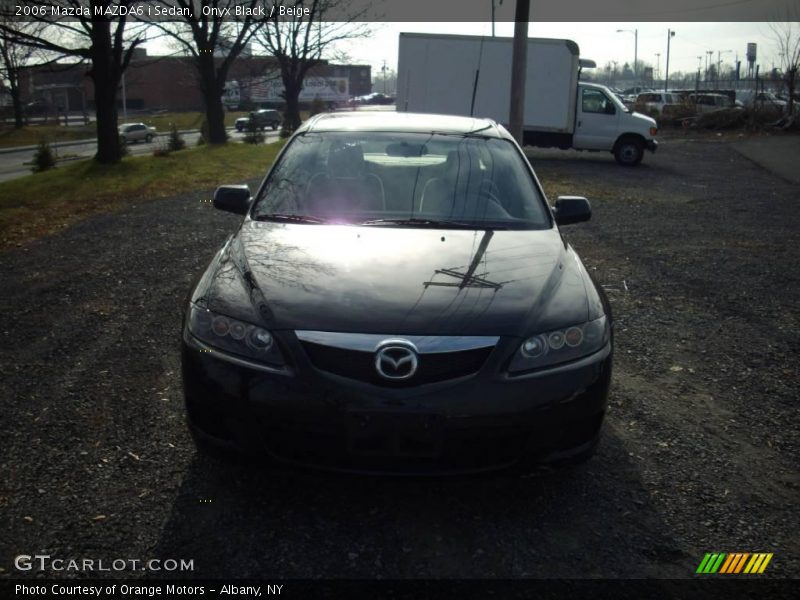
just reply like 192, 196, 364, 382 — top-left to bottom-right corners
578, 120, 582, 127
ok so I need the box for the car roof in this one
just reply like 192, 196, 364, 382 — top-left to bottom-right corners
300, 112, 507, 139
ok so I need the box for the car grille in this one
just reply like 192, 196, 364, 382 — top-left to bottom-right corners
299, 341, 493, 386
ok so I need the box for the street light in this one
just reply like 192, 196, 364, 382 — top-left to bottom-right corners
616, 28, 638, 80
665, 29, 676, 93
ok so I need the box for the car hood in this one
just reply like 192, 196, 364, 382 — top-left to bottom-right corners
202, 221, 593, 337
630, 111, 657, 127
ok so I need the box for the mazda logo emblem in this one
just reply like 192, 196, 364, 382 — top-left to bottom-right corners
375, 340, 419, 380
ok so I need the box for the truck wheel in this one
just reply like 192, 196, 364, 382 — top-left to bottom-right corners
145, 134, 153, 143
614, 137, 644, 166
271, 122, 278, 130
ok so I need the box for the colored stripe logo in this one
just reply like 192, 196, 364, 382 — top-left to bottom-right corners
696, 552, 773, 574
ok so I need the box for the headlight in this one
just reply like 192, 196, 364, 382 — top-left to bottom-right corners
508, 316, 609, 373
187, 304, 284, 366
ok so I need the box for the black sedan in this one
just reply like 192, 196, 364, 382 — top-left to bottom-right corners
182, 112, 612, 475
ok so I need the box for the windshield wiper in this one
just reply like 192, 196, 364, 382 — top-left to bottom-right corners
253, 213, 326, 224
359, 218, 494, 229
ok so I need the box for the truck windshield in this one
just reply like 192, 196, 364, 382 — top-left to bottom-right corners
253, 132, 551, 230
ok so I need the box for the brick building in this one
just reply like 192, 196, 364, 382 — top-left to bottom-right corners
18, 49, 372, 113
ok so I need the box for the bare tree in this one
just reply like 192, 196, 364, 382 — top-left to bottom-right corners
0, 20, 55, 128
0, 1, 147, 163
769, 19, 800, 117
254, 0, 370, 131
150, 1, 263, 145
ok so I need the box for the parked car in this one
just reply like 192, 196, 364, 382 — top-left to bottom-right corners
118, 123, 156, 144
182, 111, 613, 475
354, 93, 396, 105
688, 93, 737, 114
634, 92, 682, 117
235, 109, 282, 132
736, 90, 790, 113
622, 86, 653, 96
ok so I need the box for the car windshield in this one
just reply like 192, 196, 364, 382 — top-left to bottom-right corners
252, 131, 551, 230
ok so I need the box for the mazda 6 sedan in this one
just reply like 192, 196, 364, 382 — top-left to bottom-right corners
181, 112, 613, 475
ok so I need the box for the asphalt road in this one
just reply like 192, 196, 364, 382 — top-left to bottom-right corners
0, 132, 797, 582
0, 128, 281, 182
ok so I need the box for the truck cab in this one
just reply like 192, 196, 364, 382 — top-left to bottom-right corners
574, 83, 659, 165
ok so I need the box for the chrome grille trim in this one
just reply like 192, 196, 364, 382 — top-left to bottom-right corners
295, 331, 499, 353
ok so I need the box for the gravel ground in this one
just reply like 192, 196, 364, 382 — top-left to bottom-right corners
0, 133, 798, 581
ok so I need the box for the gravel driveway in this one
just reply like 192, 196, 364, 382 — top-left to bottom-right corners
1, 133, 798, 580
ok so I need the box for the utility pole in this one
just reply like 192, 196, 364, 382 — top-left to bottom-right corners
665, 28, 675, 93
655, 53, 661, 80
508, 0, 530, 145
705, 50, 714, 82
381, 60, 387, 94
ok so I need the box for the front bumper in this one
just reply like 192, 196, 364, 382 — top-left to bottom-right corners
181, 330, 612, 475
646, 139, 658, 153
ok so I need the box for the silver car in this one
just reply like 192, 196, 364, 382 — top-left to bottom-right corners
118, 123, 156, 144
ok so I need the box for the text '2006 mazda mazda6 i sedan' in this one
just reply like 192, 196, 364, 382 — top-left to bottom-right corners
181, 112, 612, 475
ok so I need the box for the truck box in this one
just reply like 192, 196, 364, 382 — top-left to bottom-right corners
397, 32, 659, 166
397, 33, 579, 134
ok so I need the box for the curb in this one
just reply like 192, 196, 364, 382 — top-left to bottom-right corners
0, 129, 204, 155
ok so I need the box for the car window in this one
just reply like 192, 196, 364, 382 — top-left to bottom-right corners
582, 89, 615, 115
253, 131, 551, 230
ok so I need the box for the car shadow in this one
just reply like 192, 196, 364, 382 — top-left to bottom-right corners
149, 427, 689, 578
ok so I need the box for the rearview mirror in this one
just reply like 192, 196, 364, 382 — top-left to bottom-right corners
213, 185, 251, 215
553, 196, 591, 226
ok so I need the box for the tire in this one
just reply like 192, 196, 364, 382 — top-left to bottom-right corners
614, 137, 644, 166
271, 122, 278, 130
145, 134, 153, 143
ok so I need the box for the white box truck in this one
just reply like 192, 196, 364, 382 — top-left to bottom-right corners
397, 32, 659, 166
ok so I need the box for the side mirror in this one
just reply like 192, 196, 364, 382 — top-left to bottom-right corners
553, 196, 591, 226
213, 185, 251, 215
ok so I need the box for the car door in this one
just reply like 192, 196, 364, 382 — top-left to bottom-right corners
573, 87, 620, 151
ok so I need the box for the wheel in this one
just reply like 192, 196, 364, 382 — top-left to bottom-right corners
614, 137, 644, 166
145, 134, 153, 143
271, 122, 278, 130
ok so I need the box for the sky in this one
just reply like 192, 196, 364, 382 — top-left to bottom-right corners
322, 22, 786, 77
142, 22, 788, 78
